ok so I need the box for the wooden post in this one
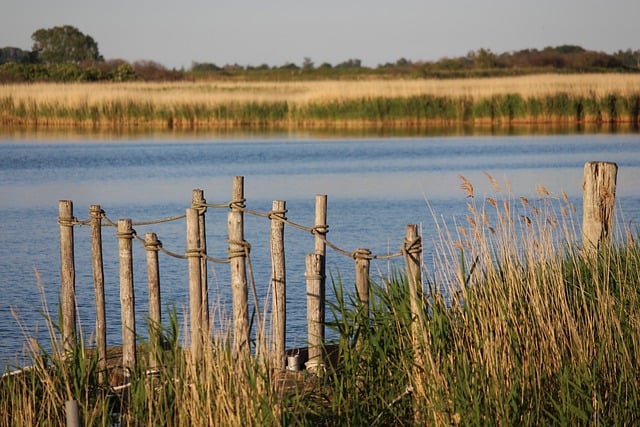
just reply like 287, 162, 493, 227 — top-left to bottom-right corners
582, 161, 618, 252
144, 232, 161, 369
117, 219, 137, 373
311, 194, 327, 365
228, 176, 249, 355
192, 189, 209, 335
65, 399, 81, 427
89, 205, 106, 380
354, 248, 372, 318
403, 224, 424, 422
186, 208, 203, 360
270, 200, 287, 370
58, 200, 76, 352
305, 253, 325, 371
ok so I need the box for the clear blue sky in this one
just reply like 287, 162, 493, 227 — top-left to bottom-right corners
2, 0, 638, 69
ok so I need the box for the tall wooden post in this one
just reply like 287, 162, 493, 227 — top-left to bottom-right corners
58, 200, 76, 352
310, 194, 327, 366
186, 208, 203, 360
582, 161, 618, 252
270, 200, 287, 370
192, 189, 209, 335
305, 253, 325, 371
144, 232, 161, 369
354, 248, 372, 318
89, 205, 106, 380
117, 219, 137, 373
403, 224, 423, 422
228, 176, 249, 355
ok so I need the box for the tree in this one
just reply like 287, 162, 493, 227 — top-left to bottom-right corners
31, 25, 103, 64
0, 47, 32, 65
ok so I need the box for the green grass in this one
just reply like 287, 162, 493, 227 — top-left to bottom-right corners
2, 92, 640, 128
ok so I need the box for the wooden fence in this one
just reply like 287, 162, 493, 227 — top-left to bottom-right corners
57, 161, 618, 377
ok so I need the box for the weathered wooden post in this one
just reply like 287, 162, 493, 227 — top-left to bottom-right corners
192, 189, 209, 335
65, 399, 81, 427
354, 248, 372, 318
305, 253, 325, 372
403, 224, 424, 422
582, 161, 618, 252
144, 232, 161, 369
270, 200, 287, 370
89, 205, 106, 380
186, 208, 203, 360
58, 200, 76, 352
308, 194, 328, 369
228, 176, 249, 355
117, 219, 137, 373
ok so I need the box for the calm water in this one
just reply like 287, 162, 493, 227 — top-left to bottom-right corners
1, 131, 640, 370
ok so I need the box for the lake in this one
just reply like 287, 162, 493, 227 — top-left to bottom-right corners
1, 129, 640, 370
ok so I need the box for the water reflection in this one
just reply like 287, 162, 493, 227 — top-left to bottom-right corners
0, 122, 638, 142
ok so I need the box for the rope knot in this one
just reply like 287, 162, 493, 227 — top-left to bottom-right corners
185, 248, 204, 258
402, 236, 422, 256
57, 216, 79, 227
116, 229, 136, 239
352, 248, 373, 260
228, 239, 251, 259
229, 198, 246, 211
144, 239, 162, 251
268, 209, 288, 221
310, 224, 329, 236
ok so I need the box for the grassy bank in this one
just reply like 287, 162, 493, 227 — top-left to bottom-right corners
2, 178, 639, 425
1, 74, 640, 129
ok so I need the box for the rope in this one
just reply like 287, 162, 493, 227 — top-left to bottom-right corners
132, 213, 186, 226
60, 197, 408, 264
228, 239, 250, 259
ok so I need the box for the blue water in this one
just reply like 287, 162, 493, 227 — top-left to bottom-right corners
1, 132, 640, 370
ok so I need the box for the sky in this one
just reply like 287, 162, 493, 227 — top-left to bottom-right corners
1, 0, 639, 70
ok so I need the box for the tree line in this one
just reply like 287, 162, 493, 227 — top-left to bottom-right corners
1, 25, 639, 83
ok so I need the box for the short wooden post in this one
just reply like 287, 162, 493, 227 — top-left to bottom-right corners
186, 208, 203, 360
403, 224, 423, 422
354, 248, 372, 318
117, 219, 137, 373
58, 200, 76, 352
192, 189, 209, 335
144, 232, 161, 369
65, 399, 81, 427
270, 200, 287, 370
228, 176, 249, 355
582, 161, 618, 252
89, 205, 106, 380
305, 253, 325, 371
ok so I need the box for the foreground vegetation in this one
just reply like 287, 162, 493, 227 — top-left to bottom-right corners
1, 74, 640, 129
2, 179, 639, 425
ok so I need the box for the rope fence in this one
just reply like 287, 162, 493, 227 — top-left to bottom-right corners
56, 161, 618, 378
57, 175, 418, 376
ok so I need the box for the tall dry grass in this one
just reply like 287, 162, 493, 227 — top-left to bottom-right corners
1, 74, 640, 128
3, 74, 640, 107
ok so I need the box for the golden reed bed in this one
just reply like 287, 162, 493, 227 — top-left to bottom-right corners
2, 73, 639, 108
1, 73, 639, 128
